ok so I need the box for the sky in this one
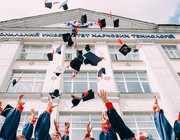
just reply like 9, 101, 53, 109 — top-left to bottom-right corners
0, 0, 180, 24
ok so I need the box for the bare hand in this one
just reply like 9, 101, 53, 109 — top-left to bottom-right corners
17, 94, 26, 105
54, 119, 59, 133
154, 96, 158, 106
86, 122, 93, 134
65, 122, 70, 131
48, 95, 58, 108
31, 108, 37, 120
97, 90, 109, 103
100, 111, 109, 126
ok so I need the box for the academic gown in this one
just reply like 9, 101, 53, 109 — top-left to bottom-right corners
99, 125, 118, 140
22, 122, 34, 140
0, 108, 21, 140
154, 109, 180, 140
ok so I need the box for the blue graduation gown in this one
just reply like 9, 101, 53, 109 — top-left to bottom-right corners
34, 111, 51, 140
99, 125, 118, 140
107, 108, 135, 140
154, 109, 179, 140
62, 135, 69, 140
22, 123, 34, 140
0, 108, 21, 140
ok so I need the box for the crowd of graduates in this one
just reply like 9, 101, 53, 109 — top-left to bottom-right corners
0, 90, 180, 140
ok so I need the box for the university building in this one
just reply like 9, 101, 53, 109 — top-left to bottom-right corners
0, 8, 180, 139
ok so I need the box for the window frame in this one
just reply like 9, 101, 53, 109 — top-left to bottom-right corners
162, 45, 180, 59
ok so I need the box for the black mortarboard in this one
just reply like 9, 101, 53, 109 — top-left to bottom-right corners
71, 95, 82, 108
70, 56, 84, 71
62, 33, 71, 42
47, 53, 53, 61
56, 46, 62, 54
45, 2, 52, 9
119, 44, 131, 56
114, 19, 119, 28
12, 79, 17, 86
77, 50, 83, 57
97, 19, 106, 30
98, 68, 106, 77
82, 89, 94, 102
71, 28, 77, 38
85, 44, 91, 52
84, 52, 102, 66
68, 36, 74, 47
59, 0, 68, 10
133, 48, 139, 52
49, 89, 60, 99
81, 14, 87, 25
1, 104, 14, 117
54, 66, 66, 76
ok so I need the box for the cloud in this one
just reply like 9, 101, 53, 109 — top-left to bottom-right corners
169, 3, 180, 24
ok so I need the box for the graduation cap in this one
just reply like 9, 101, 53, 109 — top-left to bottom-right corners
133, 48, 139, 52
12, 77, 22, 87
114, 19, 119, 28
56, 43, 63, 54
84, 52, 102, 66
1, 104, 14, 117
98, 68, 106, 78
71, 28, 77, 38
85, 44, 92, 52
47, 53, 53, 61
62, 33, 71, 42
71, 95, 82, 108
81, 14, 87, 25
68, 36, 74, 47
54, 66, 66, 76
70, 56, 84, 71
49, 89, 60, 99
97, 19, 106, 30
82, 89, 94, 102
119, 44, 131, 56
59, 0, 68, 10
45, 2, 52, 9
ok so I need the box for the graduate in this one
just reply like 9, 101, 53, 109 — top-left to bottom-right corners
0, 94, 26, 140
21, 108, 37, 140
84, 122, 95, 140
34, 95, 69, 140
99, 111, 118, 140
153, 96, 180, 140
97, 90, 156, 140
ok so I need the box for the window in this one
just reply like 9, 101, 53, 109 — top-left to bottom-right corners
123, 112, 160, 140
109, 45, 140, 60
162, 45, 180, 58
19, 44, 52, 60
6, 72, 46, 93
65, 45, 95, 60
0, 112, 37, 135
114, 72, 151, 93
59, 113, 101, 140
63, 72, 98, 93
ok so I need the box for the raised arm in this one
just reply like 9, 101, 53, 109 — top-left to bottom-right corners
84, 122, 93, 139
97, 90, 135, 139
0, 94, 25, 140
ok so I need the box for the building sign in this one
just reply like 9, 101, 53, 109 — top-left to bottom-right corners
0, 32, 176, 39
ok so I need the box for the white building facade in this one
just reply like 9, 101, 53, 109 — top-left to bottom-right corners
0, 8, 180, 140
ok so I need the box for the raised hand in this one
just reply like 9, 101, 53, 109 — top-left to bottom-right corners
54, 119, 60, 133
17, 94, 26, 105
86, 122, 93, 134
97, 90, 109, 103
154, 96, 158, 106
100, 111, 109, 126
65, 122, 70, 131
48, 95, 58, 109
31, 108, 37, 120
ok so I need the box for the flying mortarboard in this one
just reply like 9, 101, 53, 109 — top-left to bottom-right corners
114, 19, 119, 28
85, 44, 92, 52
84, 52, 102, 66
45, 2, 52, 9
97, 19, 106, 30
56, 43, 63, 54
62, 33, 71, 42
82, 89, 94, 102
49, 89, 61, 99
133, 48, 139, 52
71, 28, 77, 38
68, 36, 74, 47
71, 95, 82, 108
77, 50, 83, 57
98, 68, 106, 78
54, 66, 66, 76
1, 104, 14, 117
59, 0, 68, 10
81, 14, 87, 25
70, 56, 84, 71
12, 77, 22, 87
118, 39, 131, 56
